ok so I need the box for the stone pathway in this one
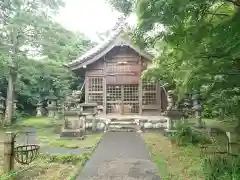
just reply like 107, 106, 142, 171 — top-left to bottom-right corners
76, 132, 160, 180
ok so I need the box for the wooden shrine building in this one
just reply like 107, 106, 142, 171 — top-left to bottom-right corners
67, 20, 167, 116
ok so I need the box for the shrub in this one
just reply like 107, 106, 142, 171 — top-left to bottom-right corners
12, 110, 30, 123
168, 119, 210, 146
202, 154, 240, 180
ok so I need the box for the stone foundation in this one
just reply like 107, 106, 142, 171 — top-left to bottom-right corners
84, 116, 169, 132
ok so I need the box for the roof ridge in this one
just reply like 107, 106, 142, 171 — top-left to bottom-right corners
67, 16, 153, 68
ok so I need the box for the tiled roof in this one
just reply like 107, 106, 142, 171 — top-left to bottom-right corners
67, 17, 153, 69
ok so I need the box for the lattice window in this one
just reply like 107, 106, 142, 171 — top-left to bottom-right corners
88, 77, 103, 91
142, 80, 157, 105
88, 77, 103, 105
123, 85, 139, 102
106, 85, 121, 113
106, 85, 121, 101
143, 92, 157, 105
106, 85, 139, 114
142, 80, 156, 91
123, 85, 139, 114
88, 93, 103, 105
107, 103, 121, 114
123, 103, 139, 113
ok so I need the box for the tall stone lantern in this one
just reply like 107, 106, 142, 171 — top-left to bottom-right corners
192, 91, 204, 128
36, 100, 42, 117
167, 90, 174, 110
47, 90, 58, 119
0, 92, 5, 123
183, 93, 191, 118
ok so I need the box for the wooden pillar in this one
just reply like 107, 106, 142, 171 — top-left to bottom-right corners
139, 79, 143, 115
139, 56, 143, 115
159, 87, 162, 112
156, 81, 161, 112
4, 132, 14, 173
85, 76, 89, 103
121, 85, 124, 115
103, 56, 107, 115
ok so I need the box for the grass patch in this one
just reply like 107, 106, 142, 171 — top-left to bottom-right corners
0, 142, 76, 180
38, 132, 103, 148
143, 133, 204, 180
0, 117, 103, 149
0, 117, 103, 179
17, 117, 53, 128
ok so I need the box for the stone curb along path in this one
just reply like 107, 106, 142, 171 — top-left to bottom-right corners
76, 132, 160, 180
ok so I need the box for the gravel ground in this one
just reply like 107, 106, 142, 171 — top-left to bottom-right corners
76, 132, 160, 180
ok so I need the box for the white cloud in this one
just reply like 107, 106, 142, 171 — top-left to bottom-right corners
55, 0, 138, 42
55, 0, 121, 41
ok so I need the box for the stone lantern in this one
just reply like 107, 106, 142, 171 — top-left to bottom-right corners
55, 100, 63, 120
47, 90, 58, 119
0, 92, 5, 123
183, 93, 191, 118
167, 90, 174, 110
74, 91, 82, 109
36, 100, 42, 117
13, 100, 17, 110
192, 91, 204, 128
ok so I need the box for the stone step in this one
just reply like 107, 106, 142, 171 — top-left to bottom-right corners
108, 128, 136, 132
109, 121, 137, 125
110, 118, 136, 123
107, 123, 139, 132
108, 124, 138, 129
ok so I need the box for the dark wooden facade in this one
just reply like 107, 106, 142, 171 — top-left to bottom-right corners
67, 22, 167, 116
83, 46, 167, 115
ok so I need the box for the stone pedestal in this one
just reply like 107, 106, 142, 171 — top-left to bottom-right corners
61, 111, 85, 138
79, 103, 98, 132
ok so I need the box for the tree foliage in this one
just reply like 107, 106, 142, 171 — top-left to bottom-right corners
0, 0, 93, 120
106, 0, 135, 16
133, 0, 240, 123
107, 0, 240, 125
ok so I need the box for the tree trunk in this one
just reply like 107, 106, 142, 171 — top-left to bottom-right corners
4, 72, 14, 126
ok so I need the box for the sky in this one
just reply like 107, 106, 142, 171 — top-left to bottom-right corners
55, 0, 137, 41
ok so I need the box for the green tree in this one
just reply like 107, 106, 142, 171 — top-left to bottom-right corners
106, 0, 135, 16
0, 0, 93, 124
134, 0, 240, 127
